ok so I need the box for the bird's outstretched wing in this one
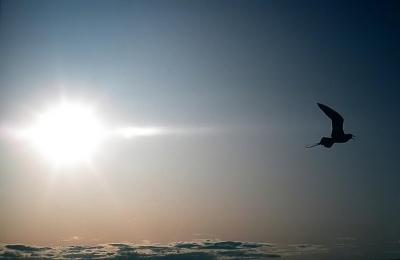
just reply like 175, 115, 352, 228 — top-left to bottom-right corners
317, 103, 344, 138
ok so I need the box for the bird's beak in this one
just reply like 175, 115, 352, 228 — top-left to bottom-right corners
352, 135, 356, 140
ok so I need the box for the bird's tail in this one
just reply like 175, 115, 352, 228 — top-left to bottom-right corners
305, 142, 320, 148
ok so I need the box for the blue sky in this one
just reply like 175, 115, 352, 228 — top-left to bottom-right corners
0, 1, 399, 259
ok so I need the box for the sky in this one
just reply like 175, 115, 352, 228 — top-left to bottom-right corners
0, 1, 400, 259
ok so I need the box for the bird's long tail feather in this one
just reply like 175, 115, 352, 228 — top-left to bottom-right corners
305, 142, 320, 148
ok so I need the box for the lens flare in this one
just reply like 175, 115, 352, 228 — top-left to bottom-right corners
20, 102, 105, 166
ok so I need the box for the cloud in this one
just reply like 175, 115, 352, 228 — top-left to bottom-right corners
0, 240, 274, 259
270, 243, 328, 257
5, 244, 50, 252
110, 240, 275, 259
0, 240, 334, 259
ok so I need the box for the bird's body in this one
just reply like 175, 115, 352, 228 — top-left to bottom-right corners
307, 103, 354, 148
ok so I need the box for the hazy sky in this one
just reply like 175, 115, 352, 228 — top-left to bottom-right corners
0, 0, 399, 258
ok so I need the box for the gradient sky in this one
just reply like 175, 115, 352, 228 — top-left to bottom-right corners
0, 0, 400, 258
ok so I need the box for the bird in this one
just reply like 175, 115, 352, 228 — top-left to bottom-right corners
306, 103, 355, 148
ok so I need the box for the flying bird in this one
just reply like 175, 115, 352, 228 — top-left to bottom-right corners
306, 103, 355, 148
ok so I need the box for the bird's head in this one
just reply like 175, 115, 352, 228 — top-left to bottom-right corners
346, 133, 355, 141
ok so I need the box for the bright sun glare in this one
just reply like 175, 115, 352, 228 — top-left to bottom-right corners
21, 102, 105, 166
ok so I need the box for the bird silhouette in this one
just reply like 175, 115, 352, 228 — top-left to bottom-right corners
306, 103, 355, 148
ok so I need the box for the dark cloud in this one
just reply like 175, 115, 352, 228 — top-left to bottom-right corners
148, 252, 216, 260
272, 243, 328, 257
5, 244, 50, 252
1, 250, 23, 258
0, 240, 274, 259
175, 243, 199, 249
202, 241, 243, 250
0, 240, 337, 259
217, 249, 280, 258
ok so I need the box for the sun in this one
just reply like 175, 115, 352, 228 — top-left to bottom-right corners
22, 102, 105, 166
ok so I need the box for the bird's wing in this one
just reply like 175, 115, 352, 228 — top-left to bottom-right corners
317, 103, 344, 138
